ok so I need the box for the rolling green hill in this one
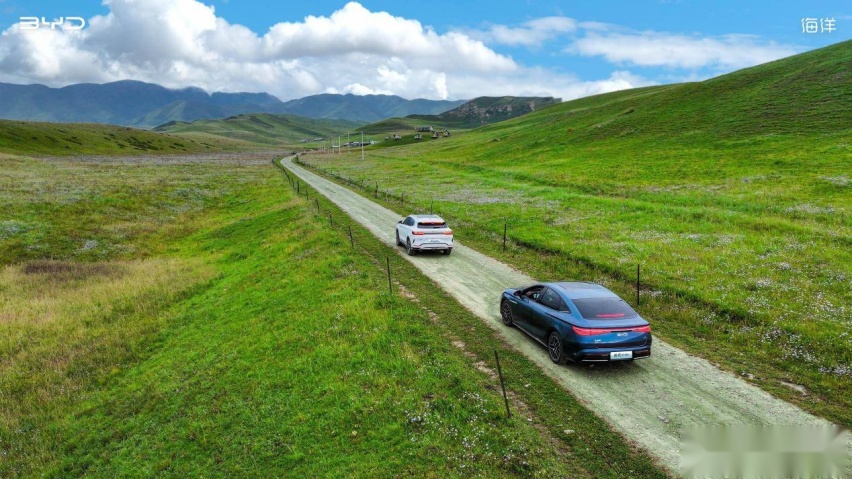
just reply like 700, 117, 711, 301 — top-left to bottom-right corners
0, 119, 243, 156
154, 113, 365, 146
413, 96, 561, 128
302, 40, 852, 426
361, 96, 561, 136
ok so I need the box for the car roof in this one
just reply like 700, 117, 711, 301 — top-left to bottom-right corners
411, 214, 445, 221
547, 282, 619, 299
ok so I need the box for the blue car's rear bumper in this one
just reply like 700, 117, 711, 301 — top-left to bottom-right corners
571, 344, 652, 362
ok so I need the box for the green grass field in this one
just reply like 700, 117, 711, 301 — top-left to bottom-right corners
0, 155, 667, 477
154, 113, 364, 147
300, 41, 852, 427
0, 120, 253, 156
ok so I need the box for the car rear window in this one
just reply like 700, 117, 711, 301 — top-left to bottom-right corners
572, 298, 637, 320
417, 221, 447, 228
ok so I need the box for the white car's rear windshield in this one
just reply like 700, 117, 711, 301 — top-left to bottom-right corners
572, 298, 638, 320
417, 221, 447, 229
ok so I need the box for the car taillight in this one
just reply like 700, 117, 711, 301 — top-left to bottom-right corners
412, 231, 425, 235
443, 230, 453, 235
572, 325, 651, 336
572, 326, 605, 336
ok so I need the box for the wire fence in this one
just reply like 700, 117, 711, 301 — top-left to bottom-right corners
290, 155, 768, 327
274, 156, 630, 478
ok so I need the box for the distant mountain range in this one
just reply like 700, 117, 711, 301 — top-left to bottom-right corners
278, 94, 465, 124
0, 80, 467, 127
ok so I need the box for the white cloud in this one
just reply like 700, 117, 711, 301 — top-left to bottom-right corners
0, 1, 801, 103
447, 68, 653, 102
477, 16, 577, 47
0, 1, 518, 100
569, 32, 800, 70
338, 83, 395, 96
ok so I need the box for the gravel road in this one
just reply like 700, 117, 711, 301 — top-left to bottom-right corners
283, 156, 829, 473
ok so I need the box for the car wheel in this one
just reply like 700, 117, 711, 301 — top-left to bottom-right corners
444, 248, 452, 255
547, 331, 567, 365
406, 238, 416, 256
500, 300, 514, 327
395, 230, 403, 246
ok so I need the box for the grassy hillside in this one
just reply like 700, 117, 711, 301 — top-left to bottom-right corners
425, 96, 561, 128
361, 96, 562, 136
302, 40, 852, 426
129, 100, 230, 128
0, 119, 246, 156
154, 113, 364, 146
0, 155, 666, 477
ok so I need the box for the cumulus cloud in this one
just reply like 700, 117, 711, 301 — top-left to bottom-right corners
0, 0, 797, 102
569, 32, 800, 70
0, 0, 518, 99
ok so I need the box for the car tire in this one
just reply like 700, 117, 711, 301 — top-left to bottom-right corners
547, 331, 567, 365
500, 300, 514, 327
444, 248, 452, 255
406, 238, 417, 256
396, 230, 403, 246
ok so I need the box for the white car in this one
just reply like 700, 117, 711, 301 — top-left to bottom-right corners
395, 214, 454, 256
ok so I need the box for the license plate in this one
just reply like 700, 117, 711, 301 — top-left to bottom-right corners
610, 351, 633, 360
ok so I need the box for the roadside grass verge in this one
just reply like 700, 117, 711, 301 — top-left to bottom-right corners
295, 153, 851, 429
1, 154, 669, 477
268, 162, 668, 478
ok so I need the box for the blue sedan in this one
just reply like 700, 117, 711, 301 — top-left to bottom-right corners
500, 282, 652, 364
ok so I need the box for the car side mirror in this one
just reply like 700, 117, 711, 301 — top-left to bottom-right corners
398, 220, 403, 224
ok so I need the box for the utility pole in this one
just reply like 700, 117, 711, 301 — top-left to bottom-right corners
347, 132, 350, 155
361, 131, 365, 161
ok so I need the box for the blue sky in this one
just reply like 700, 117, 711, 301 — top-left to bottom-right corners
0, 0, 848, 101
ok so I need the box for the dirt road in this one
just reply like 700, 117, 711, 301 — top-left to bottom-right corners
283, 156, 828, 472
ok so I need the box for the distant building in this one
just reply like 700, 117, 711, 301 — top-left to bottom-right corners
415, 126, 434, 132
414, 133, 422, 140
